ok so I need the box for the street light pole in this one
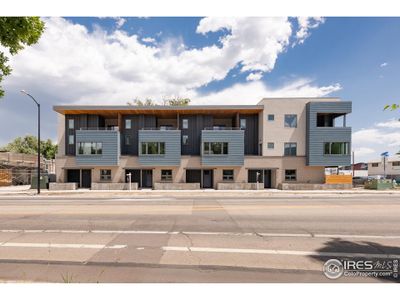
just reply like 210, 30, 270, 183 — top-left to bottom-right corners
20, 90, 41, 194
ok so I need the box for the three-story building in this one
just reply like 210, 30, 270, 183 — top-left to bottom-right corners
53, 97, 352, 189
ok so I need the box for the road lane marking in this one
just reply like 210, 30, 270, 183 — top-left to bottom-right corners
1, 229, 400, 240
162, 246, 400, 259
0, 242, 126, 249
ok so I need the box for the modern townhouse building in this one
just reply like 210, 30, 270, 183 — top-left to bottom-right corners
53, 97, 352, 190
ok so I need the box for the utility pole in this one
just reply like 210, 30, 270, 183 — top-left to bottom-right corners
21, 90, 41, 194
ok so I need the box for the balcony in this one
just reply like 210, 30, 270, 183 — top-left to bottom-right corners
75, 129, 120, 166
201, 129, 244, 166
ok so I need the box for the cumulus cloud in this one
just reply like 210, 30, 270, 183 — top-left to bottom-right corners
294, 17, 325, 45
142, 37, 156, 44
380, 62, 388, 67
246, 72, 263, 81
352, 120, 400, 162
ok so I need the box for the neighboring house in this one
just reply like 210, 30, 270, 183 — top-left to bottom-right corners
368, 156, 400, 180
53, 97, 352, 189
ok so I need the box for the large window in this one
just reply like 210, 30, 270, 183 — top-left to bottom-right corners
324, 142, 349, 155
125, 119, 131, 129
78, 142, 102, 155
161, 170, 172, 182
285, 169, 297, 181
223, 169, 234, 181
284, 114, 297, 128
140, 142, 165, 155
284, 142, 297, 156
100, 169, 111, 181
68, 119, 74, 129
203, 142, 228, 155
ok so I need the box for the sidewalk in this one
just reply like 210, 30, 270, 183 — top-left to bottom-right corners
0, 185, 400, 198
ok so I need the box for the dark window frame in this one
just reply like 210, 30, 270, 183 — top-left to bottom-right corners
371, 163, 379, 167
182, 135, 189, 145
68, 119, 75, 129
222, 169, 234, 181
285, 169, 297, 181
284, 114, 297, 128
267, 142, 274, 149
203, 142, 229, 155
125, 119, 132, 129
68, 134, 74, 145
240, 118, 247, 129
140, 142, 166, 155
161, 169, 173, 182
100, 169, 112, 181
182, 119, 189, 129
323, 142, 350, 155
267, 114, 274, 121
77, 142, 103, 155
284, 142, 297, 156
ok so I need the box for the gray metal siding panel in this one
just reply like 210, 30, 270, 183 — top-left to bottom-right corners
75, 130, 120, 166
138, 130, 181, 166
201, 130, 244, 166
306, 102, 352, 166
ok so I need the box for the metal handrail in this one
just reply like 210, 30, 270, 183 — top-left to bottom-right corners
203, 127, 243, 130
140, 127, 179, 130
78, 127, 119, 131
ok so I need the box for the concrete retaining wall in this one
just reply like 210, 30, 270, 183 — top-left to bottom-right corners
91, 182, 138, 190
153, 182, 200, 190
49, 183, 78, 190
216, 182, 264, 190
278, 183, 352, 190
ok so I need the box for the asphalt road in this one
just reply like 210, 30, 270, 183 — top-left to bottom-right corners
0, 194, 399, 283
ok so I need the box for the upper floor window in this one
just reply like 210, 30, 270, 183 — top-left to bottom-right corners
68, 135, 74, 145
161, 169, 173, 182
203, 142, 228, 155
393, 162, 400, 167
78, 142, 102, 155
68, 119, 74, 129
140, 142, 165, 155
284, 114, 297, 128
324, 142, 349, 155
284, 142, 297, 156
125, 119, 131, 129
267, 114, 274, 121
125, 135, 131, 146
267, 142, 274, 149
371, 163, 379, 167
100, 169, 111, 181
182, 119, 189, 129
222, 169, 234, 181
240, 119, 247, 129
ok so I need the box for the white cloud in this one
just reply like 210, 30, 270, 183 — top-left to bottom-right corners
352, 122, 400, 162
192, 78, 341, 105
246, 72, 263, 81
294, 17, 325, 45
141, 37, 156, 44
380, 62, 388, 67
115, 17, 126, 29
2, 17, 329, 105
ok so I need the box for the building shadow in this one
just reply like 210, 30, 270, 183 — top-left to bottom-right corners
310, 238, 399, 282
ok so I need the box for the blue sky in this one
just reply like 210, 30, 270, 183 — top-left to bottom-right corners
1, 17, 400, 162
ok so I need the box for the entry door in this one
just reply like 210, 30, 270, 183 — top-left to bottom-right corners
186, 169, 201, 184
264, 170, 272, 188
81, 169, 92, 188
125, 169, 141, 187
66, 169, 80, 187
248, 170, 263, 183
202, 169, 213, 188
141, 169, 153, 188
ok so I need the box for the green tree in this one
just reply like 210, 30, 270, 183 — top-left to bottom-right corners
166, 97, 191, 106
384, 103, 399, 111
0, 17, 45, 98
0, 135, 57, 159
127, 98, 157, 106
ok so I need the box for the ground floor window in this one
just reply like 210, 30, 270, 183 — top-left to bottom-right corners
161, 169, 172, 182
222, 169, 234, 181
100, 169, 111, 181
285, 169, 297, 181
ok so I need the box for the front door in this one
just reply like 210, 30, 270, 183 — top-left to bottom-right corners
264, 169, 272, 188
81, 169, 92, 188
66, 169, 80, 187
248, 170, 263, 183
202, 169, 213, 188
141, 169, 153, 188
125, 169, 141, 187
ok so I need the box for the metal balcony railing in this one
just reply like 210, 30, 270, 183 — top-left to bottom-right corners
203, 127, 242, 130
78, 127, 119, 131
140, 127, 179, 130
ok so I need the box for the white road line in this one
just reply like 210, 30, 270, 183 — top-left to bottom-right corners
162, 246, 400, 259
0, 242, 126, 249
0, 229, 399, 240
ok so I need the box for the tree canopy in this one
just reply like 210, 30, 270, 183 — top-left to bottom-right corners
0, 17, 45, 98
127, 97, 191, 106
0, 135, 57, 160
